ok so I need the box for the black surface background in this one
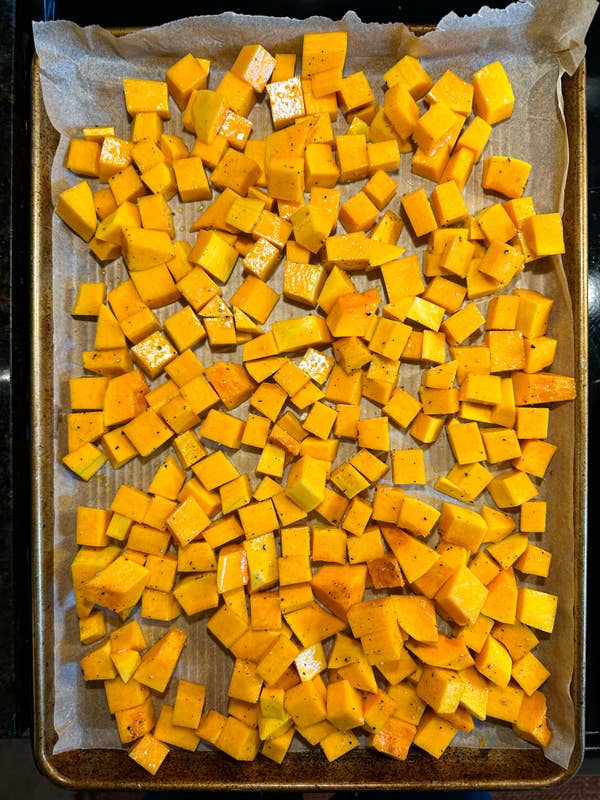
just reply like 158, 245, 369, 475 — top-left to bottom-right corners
4, 0, 599, 762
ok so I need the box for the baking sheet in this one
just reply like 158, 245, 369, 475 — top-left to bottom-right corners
30, 0, 591, 790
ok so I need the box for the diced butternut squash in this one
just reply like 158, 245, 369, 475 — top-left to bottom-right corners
56, 37, 577, 775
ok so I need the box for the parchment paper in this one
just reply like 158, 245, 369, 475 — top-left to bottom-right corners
32, 0, 596, 772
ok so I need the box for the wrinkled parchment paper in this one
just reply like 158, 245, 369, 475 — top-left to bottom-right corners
33, 0, 596, 772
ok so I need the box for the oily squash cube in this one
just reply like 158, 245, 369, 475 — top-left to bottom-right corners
56, 180, 97, 242
82, 555, 149, 614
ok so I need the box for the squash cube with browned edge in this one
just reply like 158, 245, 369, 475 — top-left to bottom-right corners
128, 732, 170, 775
115, 696, 156, 745
369, 715, 417, 761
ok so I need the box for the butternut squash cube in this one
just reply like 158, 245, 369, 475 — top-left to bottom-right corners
441, 301, 486, 346
517, 587, 558, 633
519, 500, 547, 533
401, 188, 438, 238
513, 690, 552, 747
301, 31, 347, 78
426, 69, 473, 116
481, 568, 518, 624
66, 137, 101, 178
115, 697, 156, 744
338, 70, 374, 115
382, 526, 440, 584
488, 468, 538, 508
482, 155, 531, 199
511, 651, 550, 696
286, 454, 327, 512
417, 666, 464, 714
56, 180, 97, 242
472, 60, 514, 125
438, 502, 487, 552
231, 43, 276, 93
172, 573, 219, 616
171, 156, 211, 202
266, 77, 306, 130
446, 418, 486, 465
412, 101, 457, 155
336, 192, 377, 239
474, 634, 512, 687
152, 703, 201, 752
456, 115, 492, 162
336, 133, 369, 183
79, 638, 118, 681
131, 112, 163, 143
520, 212, 565, 257
285, 679, 327, 728
216, 715, 261, 761
211, 148, 262, 195
369, 715, 416, 761
384, 54, 433, 98
123, 78, 169, 119
304, 142, 340, 189
384, 80, 420, 140
82, 554, 149, 614
262, 726, 296, 763
326, 679, 364, 730
128, 733, 170, 775
435, 564, 488, 626
165, 53, 209, 112
79, 610, 107, 645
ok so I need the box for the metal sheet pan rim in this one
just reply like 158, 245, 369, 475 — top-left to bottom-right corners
29, 30, 588, 792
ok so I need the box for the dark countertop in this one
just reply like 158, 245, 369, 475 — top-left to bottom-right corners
2, 0, 31, 737
2, 0, 599, 775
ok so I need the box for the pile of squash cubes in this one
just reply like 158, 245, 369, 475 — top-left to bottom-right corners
55, 26, 576, 776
